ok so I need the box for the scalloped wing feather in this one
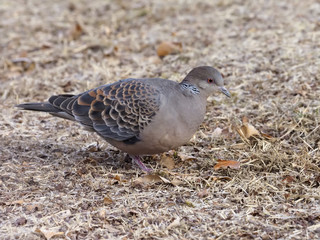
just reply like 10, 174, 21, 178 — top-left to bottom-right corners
72, 79, 161, 141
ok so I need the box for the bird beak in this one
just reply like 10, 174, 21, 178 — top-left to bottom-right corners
219, 86, 231, 98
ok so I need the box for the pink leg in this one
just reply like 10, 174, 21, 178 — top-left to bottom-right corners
131, 155, 152, 172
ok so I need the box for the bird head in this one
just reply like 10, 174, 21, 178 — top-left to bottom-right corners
182, 66, 231, 98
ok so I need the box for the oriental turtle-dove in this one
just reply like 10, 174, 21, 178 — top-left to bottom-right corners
17, 66, 230, 171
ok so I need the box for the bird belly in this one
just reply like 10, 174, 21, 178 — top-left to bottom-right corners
104, 117, 199, 156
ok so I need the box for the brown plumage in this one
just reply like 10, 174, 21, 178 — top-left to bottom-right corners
17, 66, 230, 171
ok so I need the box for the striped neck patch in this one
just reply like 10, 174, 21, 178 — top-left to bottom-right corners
180, 82, 200, 95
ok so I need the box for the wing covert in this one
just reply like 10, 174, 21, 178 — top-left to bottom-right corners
72, 79, 161, 142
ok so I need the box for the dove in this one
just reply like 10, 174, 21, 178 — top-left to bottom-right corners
17, 66, 230, 171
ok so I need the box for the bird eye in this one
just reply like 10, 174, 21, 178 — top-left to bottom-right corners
207, 78, 213, 83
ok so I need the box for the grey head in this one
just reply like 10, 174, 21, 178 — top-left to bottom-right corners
181, 66, 230, 98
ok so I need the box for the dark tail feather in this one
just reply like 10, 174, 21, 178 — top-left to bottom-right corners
16, 102, 60, 112
16, 102, 76, 121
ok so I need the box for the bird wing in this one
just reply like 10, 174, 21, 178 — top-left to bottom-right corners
53, 79, 161, 142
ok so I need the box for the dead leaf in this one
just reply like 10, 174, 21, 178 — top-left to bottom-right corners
260, 132, 273, 139
242, 123, 259, 137
214, 159, 241, 170
236, 116, 260, 139
235, 117, 276, 142
7, 199, 25, 205
282, 175, 295, 184
113, 175, 121, 181
260, 132, 276, 142
160, 156, 175, 170
6, 58, 35, 73
178, 153, 196, 161
133, 174, 162, 185
171, 178, 184, 186
35, 228, 64, 240
197, 189, 209, 198
156, 41, 182, 57
41, 42, 52, 49
210, 176, 232, 182
143, 202, 148, 209
103, 196, 113, 205
284, 193, 290, 200
69, 22, 83, 40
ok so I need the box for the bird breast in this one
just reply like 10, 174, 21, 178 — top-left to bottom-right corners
138, 92, 207, 152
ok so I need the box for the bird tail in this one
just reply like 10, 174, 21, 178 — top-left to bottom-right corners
16, 102, 60, 112
16, 95, 77, 121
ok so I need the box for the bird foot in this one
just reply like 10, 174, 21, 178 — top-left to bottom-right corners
131, 155, 152, 172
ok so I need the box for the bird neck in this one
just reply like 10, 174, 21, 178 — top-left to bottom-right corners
179, 81, 209, 99
179, 82, 200, 96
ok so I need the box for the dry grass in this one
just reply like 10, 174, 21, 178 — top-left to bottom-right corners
1, 0, 320, 239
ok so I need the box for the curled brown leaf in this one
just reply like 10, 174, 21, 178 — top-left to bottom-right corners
214, 159, 241, 170
156, 41, 182, 57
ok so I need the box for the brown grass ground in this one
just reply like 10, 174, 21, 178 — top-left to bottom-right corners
1, 0, 320, 239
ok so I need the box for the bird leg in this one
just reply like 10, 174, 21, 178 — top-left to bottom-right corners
130, 155, 152, 172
